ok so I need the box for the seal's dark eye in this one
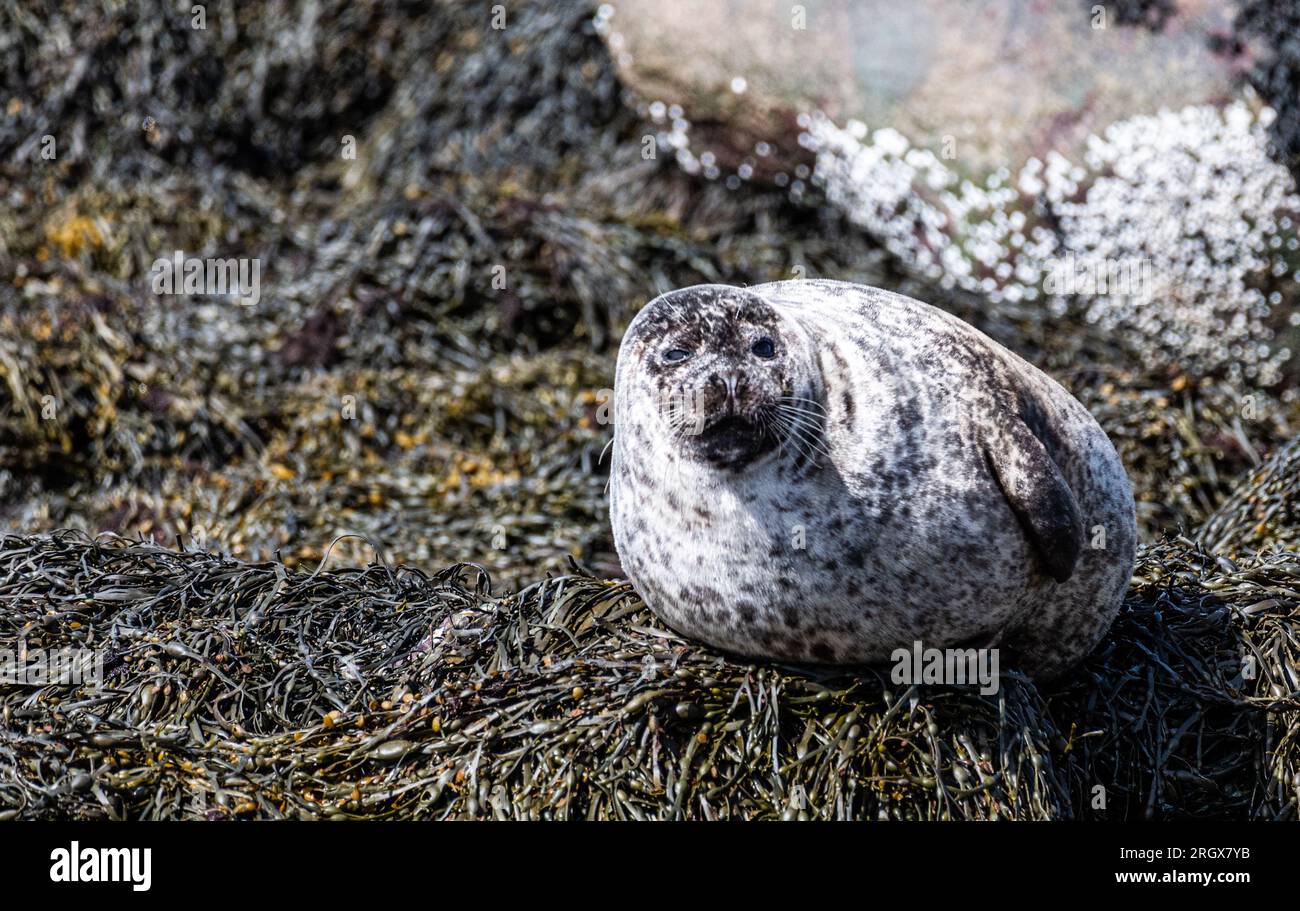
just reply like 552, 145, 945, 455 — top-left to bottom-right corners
751, 337, 775, 358
663, 348, 691, 364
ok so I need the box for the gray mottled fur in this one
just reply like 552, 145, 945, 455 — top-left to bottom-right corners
609, 280, 1136, 679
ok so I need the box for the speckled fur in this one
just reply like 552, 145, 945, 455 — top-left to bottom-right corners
609, 280, 1136, 679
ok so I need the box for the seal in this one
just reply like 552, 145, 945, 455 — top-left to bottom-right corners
608, 279, 1136, 679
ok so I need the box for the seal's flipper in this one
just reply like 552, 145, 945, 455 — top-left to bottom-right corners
984, 419, 1083, 583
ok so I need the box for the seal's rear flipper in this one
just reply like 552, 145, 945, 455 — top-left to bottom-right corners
984, 420, 1083, 583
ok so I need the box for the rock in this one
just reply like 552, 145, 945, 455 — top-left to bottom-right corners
601, 0, 1249, 180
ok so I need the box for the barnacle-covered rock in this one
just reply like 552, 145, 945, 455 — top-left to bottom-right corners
805, 102, 1300, 385
599, 0, 1241, 178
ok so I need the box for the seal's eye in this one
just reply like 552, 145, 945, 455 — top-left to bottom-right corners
662, 348, 691, 364
751, 337, 775, 358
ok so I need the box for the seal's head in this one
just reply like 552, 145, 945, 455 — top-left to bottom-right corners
617, 284, 822, 470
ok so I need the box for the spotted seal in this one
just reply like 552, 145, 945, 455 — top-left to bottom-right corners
608, 280, 1136, 679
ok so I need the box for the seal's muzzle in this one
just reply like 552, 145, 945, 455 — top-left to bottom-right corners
692, 414, 771, 468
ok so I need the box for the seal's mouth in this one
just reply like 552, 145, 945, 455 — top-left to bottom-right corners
693, 415, 770, 468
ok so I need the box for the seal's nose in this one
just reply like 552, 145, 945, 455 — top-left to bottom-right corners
717, 371, 746, 413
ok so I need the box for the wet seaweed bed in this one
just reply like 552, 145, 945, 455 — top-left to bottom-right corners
0, 530, 1296, 821
1, 0, 1299, 819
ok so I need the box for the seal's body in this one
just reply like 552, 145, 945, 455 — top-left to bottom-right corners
609, 280, 1135, 679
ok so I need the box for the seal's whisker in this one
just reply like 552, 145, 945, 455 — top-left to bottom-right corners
773, 403, 827, 429
774, 405, 826, 423
776, 395, 827, 413
773, 403, 825, 426
774, 396, 826, 414
754, 404, 794, 462
772, 405, 828, 448
782, 424, 828, 463
597, 436, 615, 466
777, 417, 830, 461
767, 402, 827, 463
755, 406, 785, 453
774, 399, 827, 421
